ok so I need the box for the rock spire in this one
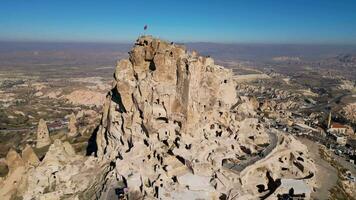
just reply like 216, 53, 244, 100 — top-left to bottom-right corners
36, 119, 51, 148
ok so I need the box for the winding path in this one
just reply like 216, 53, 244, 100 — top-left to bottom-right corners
223, 130, 278, 173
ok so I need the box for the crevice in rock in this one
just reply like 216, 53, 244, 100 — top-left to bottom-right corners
125, 135, 134, 153
86, 125, 99, 156
111, 88, 126, 113
149, 60, 156, 71
141, 124, 149, 138
175, 155, 186, 165
157, 117, 168, 123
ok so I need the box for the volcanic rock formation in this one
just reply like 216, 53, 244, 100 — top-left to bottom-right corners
94, 36, 316, 199
36, 119, 51, 148
68, 113, 78, 137
0, 36, 316, 200
95, 36, 242, 198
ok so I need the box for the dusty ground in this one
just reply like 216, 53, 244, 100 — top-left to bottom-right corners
331, 151, 356, 175
298, 137, 338, 200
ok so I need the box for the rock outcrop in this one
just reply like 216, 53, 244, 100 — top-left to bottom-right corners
342, 103, 356, 124
68, 113, 78, 137
0, 36, 316, 200
64, 90, 106, 107
0, 149, 26, 199
95, 36, 244, 198
22, 145, 40, 166
36, 119, 51, 148
94, 36, 315, 199
0, 140, 110, 200
96, 36, 237, 158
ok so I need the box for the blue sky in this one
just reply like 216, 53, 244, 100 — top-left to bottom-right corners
0, 0, 355, 44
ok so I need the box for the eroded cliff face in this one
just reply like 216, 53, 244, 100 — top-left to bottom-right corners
0, 36, 316, 200
94, 36, 315, 199
94, 36, 243, 198
96, 36, 238, 159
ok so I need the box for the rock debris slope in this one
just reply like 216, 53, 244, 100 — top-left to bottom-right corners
0, 36, 316, 200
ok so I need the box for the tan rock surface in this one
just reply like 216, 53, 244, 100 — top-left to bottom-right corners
0, 140, 110, 200
94, 36, 316, 199
0, 149, 26, 199
342, 103, 356, 123
36, 119, 51, 148
22, 145, 40, 166
0, 36, 316, 200
64, 89, 106, 107
67, 113, 78, 137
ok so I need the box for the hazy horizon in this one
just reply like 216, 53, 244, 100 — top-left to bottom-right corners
2, 39, 356, 46
2, 39, 356, 62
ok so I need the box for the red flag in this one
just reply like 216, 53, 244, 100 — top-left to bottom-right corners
144, 25, 148, 30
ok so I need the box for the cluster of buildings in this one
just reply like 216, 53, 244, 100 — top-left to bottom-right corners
269, 107, 356, 166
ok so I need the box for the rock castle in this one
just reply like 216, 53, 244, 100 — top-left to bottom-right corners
0, 36, 316, 200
